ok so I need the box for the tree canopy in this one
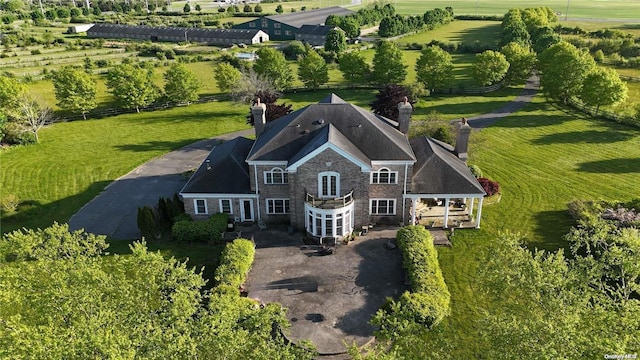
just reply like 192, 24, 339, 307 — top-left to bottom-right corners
253, 47, 293, 91
324, 28, 347, 53
538, 41, 596, 103
214, 62, 242, 92
579, 67, 628, 114
500, 42, 536, 85
163, 62, 201, 105
472, 50, 510, 86
371, 41, 407, 85
106, 63, 159, 112
415, 45, 454, 91
50, 66, 97, 119
297, 47, 329, 90
338, 51, 370, 85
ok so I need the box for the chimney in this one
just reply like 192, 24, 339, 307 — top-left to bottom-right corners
454, 117, 472, 162
397, 97, 412, 135
252, 97, 267, 138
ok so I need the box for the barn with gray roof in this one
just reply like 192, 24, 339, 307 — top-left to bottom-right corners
233, 6, 353, 41
87, 23, 268, 45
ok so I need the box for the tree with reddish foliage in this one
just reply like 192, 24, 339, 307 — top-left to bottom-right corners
369, 84, 413, 121
246, 90, 293, 125
478, 177, 500, 196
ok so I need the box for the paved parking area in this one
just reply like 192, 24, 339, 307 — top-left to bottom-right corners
245, 227, 407, 356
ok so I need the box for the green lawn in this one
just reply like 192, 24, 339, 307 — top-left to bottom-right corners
410, 95, 640, 358
397, 20, 501, 48
0, 101, 250, 234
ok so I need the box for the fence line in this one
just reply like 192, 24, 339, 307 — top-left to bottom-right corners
567, 98, 639, 128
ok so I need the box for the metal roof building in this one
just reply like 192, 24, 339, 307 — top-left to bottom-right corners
87, 23, 268, 45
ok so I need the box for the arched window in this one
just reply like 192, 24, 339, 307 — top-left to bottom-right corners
318, 172, 339, 198
264, 167, 288, 184
371, 167, 397, 184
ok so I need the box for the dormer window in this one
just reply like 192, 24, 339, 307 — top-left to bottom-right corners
371, 168, 397, 184
264, 167, 288, 184
319, 171, 339, 198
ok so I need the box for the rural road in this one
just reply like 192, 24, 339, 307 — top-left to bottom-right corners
69, 76, 539, 239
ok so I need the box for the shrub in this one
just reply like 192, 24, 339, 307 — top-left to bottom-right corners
372, 225, 451, 336
214, 238, 255, 289
171, 212, 227, 243
137, 206, 157, 240
1, 194, 20, 213
478, 177, 500, 196
468, 164, 483, 178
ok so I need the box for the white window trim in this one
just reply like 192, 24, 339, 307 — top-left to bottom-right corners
370, 167, 398, 184
370, 199, 396, 216
318, 171, 340, 198
264, 167, 288, 184
219, 199, 233, 214
194, 199, 208, 215
266, 198, 290, 215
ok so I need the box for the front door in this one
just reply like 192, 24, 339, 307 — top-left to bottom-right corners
240, 199, 254, 222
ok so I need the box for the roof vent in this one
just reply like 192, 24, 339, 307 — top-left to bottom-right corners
205, 159, 211, 170
317, 119, 325, 125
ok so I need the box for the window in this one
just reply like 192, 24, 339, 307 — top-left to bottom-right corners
264, 167, 288, 184
219, 199, 232, 214
194, 199, 207, 214
285, 30, 291, 36
371, 168, 397, 184
249, 22, 256, 28
370, 199, 396, 215
274, 23, 281, 28
319, 172, 339, 198
266, 199, 290, 214
261, 18, 268, 27
274, 30, 281, 36
305, 205, 354, 238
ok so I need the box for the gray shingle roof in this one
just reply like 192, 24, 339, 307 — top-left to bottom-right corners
288, 123, 371, 167
266, 6, 353, 28
181, 137, 254, 194
87, 23, 264, 40
410, 137, 485, 195
247, 94, 415, 163
297, 24, 337, 36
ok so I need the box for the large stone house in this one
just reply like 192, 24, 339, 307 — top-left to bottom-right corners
180, 95, 485, 241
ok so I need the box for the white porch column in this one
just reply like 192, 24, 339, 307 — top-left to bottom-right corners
468, 197, 475, 218
475, 197, 484, 228
443, 197, 450, 228
411, 198, 417, 225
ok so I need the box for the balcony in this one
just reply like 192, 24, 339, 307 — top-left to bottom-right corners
305, 190, 354, 209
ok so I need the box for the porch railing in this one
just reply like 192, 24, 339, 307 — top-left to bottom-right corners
305, 189, 354, 209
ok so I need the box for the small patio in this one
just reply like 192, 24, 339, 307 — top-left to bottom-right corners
413, 198, 479, 229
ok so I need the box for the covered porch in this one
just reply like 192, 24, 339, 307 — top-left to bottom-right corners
405, 194, 484, 229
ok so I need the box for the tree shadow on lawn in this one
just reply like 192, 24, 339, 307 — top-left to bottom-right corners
0, 180, 112, 235
577, 158, 640, 174
531, 209, 573, 253
487, 112, 573, 128
532, 129, 637, 145
114, 138, 204, 152
417, 100, 531, 117
120, 108, 248, 124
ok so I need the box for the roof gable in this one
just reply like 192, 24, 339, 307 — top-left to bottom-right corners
247, 94, 415, 163
287, 124, 371, 171
410, 137, 485, 195
181, 137, 254, 194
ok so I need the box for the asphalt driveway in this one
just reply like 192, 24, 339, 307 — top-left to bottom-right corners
245, 227, 407, 356
68, 129, 253, 239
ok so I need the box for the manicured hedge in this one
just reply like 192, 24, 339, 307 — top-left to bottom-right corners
373, 225, 450, 336
214, 238, 255, 289
171, 212, 228, 243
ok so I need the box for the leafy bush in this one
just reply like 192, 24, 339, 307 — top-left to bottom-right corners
372, 225, 450, 337
478, 177, 500, 196
214, 238, 255, 289
1, 194, 20, 214
468, 164, 483, 178
137, 206, 157, 240
171, 212, 228, 243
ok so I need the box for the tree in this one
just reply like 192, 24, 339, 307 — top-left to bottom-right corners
500, 42, 536, 85
195, 4, 201, 12
324, 28, 346, 53
415, 45, 454, 91
538, 41, 596, 103
14, 95, 53, 143
214, 62, 242, 92
163, 62, 201, 105
338, 51, 370, 85
243, 4, 251, 12
275, 4, 283, 13
340, 17, 360, 39
253, 47, 293, 91
370, 84, 412, 121
50, 66, 97, 120
183, 3, 190, 12
0, 75, 26, 112
231, 70, 278, 104
472, 50, 510, 86
282, 40, 306, 60
106, 63, 159, 112
371, 41, 407, 85
579, 67, 628, 115
297, 47, 328, 90
246, 89, 292, 125
254, 4, 262, 12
